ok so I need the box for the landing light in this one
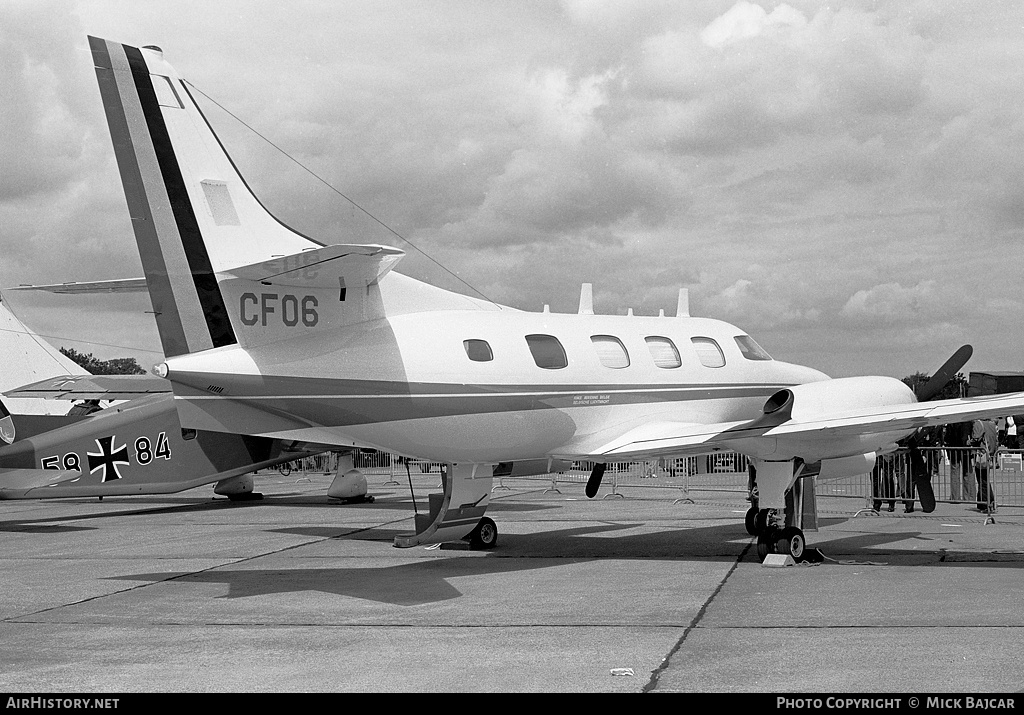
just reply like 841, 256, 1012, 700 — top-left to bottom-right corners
153, 363, 169, 378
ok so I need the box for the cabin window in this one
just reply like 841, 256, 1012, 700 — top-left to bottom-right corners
692, 337, 726, 368
591, 335, 630, 369
526, 334, 568, 370
734, 335, 772, 361
463, 339, 493, 362
645, 336, 681, 369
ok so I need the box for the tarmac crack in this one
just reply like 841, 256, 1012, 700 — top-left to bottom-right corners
641, 540, 751, 693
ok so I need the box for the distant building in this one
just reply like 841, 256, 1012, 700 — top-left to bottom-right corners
968, 371, 1024, 397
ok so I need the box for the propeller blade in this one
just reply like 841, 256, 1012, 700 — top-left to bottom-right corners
906, 433, 936, 513
585, 463, 606, 498
914, 477, 936, 513
916, 344, 973, 402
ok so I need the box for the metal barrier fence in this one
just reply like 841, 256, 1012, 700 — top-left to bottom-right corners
267, 448, 1024, 512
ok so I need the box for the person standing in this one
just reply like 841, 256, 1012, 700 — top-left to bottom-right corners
944, 421, 974, 504
972, 418, 999, 512
872, 453, 897, 512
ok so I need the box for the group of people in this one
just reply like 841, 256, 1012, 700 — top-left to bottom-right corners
872, 417, 1012, 514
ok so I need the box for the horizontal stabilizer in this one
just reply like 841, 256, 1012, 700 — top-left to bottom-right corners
0, 468, 84, 498
8, 278, 147, 294
222, 244, 404, 289
5, 374, 171, 400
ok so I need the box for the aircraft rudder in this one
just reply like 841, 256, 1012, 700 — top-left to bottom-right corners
90, 36, 228, 357
90, 36, 322, 357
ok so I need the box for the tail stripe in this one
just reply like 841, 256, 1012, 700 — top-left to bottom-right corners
90, 36, 192, 357
90, 36, 237, 356
122, 45, 237, 351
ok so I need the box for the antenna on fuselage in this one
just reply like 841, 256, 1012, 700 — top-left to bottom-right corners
578, 283, 594, 315
676, 288, 690, 317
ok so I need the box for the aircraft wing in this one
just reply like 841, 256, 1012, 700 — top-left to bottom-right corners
555, 420, 749, 461
561, 391, 1024, 462
7, 278, 147, 294
5, 374, 171, 400
0, 468, 85, 498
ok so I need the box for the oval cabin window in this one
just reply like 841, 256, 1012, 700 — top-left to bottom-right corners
591, 335, 630, 369
645, 336, 681, 369
525, 334, 568, 370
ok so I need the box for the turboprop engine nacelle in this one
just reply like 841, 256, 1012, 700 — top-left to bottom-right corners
752, 376, 918, 463
764, 375, 917, 423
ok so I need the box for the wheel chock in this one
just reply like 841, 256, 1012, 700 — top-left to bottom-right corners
761, 554, 796, 567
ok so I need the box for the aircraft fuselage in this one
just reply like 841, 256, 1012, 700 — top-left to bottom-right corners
161, 307, 830, 463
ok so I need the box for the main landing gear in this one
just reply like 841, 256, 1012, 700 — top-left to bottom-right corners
745, 505, 807, 561
745, 459, 816, 563
394, 463, 495, 549
467, 516, 498, 550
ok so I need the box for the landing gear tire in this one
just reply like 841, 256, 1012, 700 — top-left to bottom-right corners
756, 531, 776, 560
775, 527, 805, 561
744, 507, 758, 536
753, 509, 771, 534
468, 517, 498, 550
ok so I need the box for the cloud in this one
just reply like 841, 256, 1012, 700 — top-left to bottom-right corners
623, 3, 929, 155
0, 0, 1021, 381
700, 1, 807, 49
0, 2, 94, 203
840, 281, 938, 325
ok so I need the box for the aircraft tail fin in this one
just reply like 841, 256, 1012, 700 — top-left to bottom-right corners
89, 37, 334, 357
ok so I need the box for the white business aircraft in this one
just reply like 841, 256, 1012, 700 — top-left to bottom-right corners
81, 36, 1024, 558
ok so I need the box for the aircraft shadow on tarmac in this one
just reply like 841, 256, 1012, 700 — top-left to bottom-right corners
100, 520, 1022, 607
105, 522, 743, 606
0, 489, 561, 534
0, 498, 276, 532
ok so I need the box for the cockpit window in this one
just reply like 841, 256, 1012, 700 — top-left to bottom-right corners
734, 335, 773, 361
692, 337, 726, 368
463, 339, 493, 362
526, 334, 568, 369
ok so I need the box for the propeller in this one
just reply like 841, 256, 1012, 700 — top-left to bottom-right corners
915, 344, 972, 402
907, 344, 973, 513
585, 463, 606, 498
0, 399, 14, 445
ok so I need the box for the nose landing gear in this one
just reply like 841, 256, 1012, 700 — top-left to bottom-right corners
747, 460, 816, 563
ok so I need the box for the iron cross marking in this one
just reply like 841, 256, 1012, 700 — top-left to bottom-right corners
87, 435, 131, 482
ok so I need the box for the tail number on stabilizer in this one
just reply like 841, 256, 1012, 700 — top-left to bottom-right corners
240, 293, 318, 327
40, 432, 173, 480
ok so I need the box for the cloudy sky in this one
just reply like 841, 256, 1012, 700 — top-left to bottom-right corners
1, 0, 1022, 379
